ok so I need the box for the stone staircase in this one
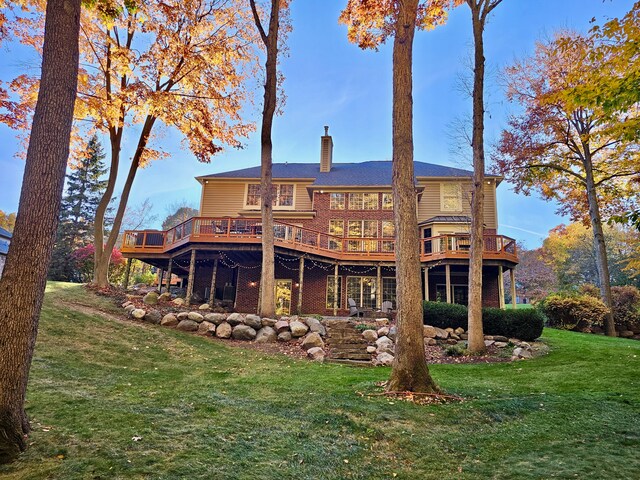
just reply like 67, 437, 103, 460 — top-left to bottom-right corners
324, 319, 373, 364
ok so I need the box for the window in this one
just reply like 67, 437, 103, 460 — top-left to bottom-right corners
348, 220, 377, 252
382, 277, 396, 306
245, 183, 294, 208
441, 182, 462, 212
326, 275, 342, 309
382, 221, 395, 252
328, 220, 344, 250
382, 193, 393, 210
348, 192, 378, 210
330, 193, 345, 210
347, 276, 377, 309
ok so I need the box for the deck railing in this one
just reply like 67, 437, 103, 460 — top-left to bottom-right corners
122, 216, 517, 262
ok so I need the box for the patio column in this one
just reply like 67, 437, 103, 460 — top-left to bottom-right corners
123, 258, 132, 289
498, 266, 505, 309
297, 256, 305, 315
376, 264, 382, 310
445, 264, 452, 304
157, 268, 164, 293
185, 249, 197, 306
208, 258, 218, 306
510, 267, 517, 308
333, 263, 339, 316
166, 258, 173, 294
423, 267, 429, 302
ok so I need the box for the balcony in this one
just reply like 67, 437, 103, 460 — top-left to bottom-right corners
122, 217, 518, 264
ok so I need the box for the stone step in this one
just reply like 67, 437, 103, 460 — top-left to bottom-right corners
325, 358, 373, 367
330, 352, 372, 361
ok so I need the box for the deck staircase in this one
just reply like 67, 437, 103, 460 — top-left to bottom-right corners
324, 319, 373, 364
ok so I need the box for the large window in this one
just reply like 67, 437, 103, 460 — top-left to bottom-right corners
245, 183, 294, 208
326, 275, 342, 309
382, 193, 393, 210
330, 193, 345, 210
347, 276, 377, 309
328, 219, 344, 250
349, 192, 378, 210
382, 221, 395, 252
441, 182, 462, 212
382, 277, 396, 306
348, 220, 377, 252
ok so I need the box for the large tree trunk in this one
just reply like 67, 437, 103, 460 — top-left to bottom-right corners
251, 0, 280, 318
387, 0, 439, 394
0, 0, 81, 463
467, 0, 487, 354
583, 149, 616, 336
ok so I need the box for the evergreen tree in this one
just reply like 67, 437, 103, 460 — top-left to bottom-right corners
48, 135, 108, 281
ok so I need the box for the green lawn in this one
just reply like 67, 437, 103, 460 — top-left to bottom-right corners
1, 282, 639, 479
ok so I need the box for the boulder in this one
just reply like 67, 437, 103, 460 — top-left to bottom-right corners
450, 333, 460, 341
513, 347, 532, 359
275, 320, 290, 333
388, 325, 397, 341
434, 327, 449, 339
446, 338, 458, 345
216, 322, 232, 339
244, 314, 262, 330
301, 332, 325, 350
255, 326, 277, 343
454, 327, 465, 335
226, 312, 244, 326
198, 321, 216, 335
177, 319, 199, 332
304, 317, 326, 336
375, 336, 394, 354
484, 340, 495, 347
145, 310, 162, 324
161, 314, 178, 327
289, 321, 309, 337
143, 291, 159, 305
619, 330, 634, 338
459, 333, 468, 340
366, 346, 377, 353
494, 341, 508, 348
158, 292, 172, 301
375, 318, 390, 327
261, 317, 278, 328
122, 301, 132, 308
423, 325, 437, 338
172, 297, 185, 306
377, 326, 390, 337
424, 338, 438, 346
187, 312, 204, 323
277, 331, 292, 342
445, 327, 454, 333
493, 335, 509, 343
232, 324, 257, 340
177, 312, 189, 320
375, 352, 394, 366
131, 309, 146, 319
198, 303, 211, 311
124, 304, 136, 313
306, 347, 325, 362
484, 335, 494, 341
204, 313, 226, 325
362, 329, 378, 342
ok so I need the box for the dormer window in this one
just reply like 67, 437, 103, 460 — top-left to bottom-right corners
441, 182, 462, 212
245, 183, 294, 209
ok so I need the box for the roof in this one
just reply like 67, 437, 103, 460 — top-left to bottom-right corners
419, 216, 471, 225
0, 227, 12, 239
0, 242, 8, 255
200, 161, 500, 187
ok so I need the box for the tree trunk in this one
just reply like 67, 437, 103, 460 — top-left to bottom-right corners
251, 0, 280, 318
583, 150, 616, 336
0, 0, 81, 463
467, 1, 487, 354
387, 0, 439, 394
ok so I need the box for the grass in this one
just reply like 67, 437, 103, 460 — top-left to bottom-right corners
1, 282, 639, 479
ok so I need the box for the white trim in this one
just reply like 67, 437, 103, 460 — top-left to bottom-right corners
242, 182, 296, 211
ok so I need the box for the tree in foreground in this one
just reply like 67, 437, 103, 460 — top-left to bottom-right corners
494, 33, 640, 336
340, 0, 458, 392
249, 0, 290, 317
464, 0, 503, 354
0, 0, 81, 462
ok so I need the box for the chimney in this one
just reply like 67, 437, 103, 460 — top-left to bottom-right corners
320, 125, 333, 173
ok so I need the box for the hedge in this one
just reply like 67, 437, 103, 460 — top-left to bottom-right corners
537, 293, 609, 331
423, 301, 544, 341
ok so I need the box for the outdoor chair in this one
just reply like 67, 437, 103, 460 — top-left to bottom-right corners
380, 301, 393, 314
348, 298, 364, 317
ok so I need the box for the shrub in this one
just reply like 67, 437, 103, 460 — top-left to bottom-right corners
355, 323, 376, 332
611, 286, 640, 330
538, 294, 609, 331
132, 271, 156, 286
423, 301, 544, 341
444, 345, 465, 357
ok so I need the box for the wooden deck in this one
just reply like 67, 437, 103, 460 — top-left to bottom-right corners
121, 217, 518, 264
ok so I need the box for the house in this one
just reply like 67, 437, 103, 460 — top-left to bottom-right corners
0, 226, 12, 278
121, 128, 518, 315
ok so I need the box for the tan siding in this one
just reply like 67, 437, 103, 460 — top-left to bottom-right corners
294, 183, 314, 210
200, 181, 246, 217
417, 180, 497, 229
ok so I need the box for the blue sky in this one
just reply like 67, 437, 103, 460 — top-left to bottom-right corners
0, 0, 634, 248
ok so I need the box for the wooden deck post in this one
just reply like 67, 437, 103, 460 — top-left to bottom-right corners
157, 268, 164, 293
445, 264, 452, 304
333, 263, 339, 316
376, 264, 382, 310
510, 267, 516, 308
208, 258, 218, 306
165, 258, 172, 294
423, 266, 429, 302
123, 258, 132, 289
498, 266, 505, 309
185, 249, 197, 306
297, 256, 305, 315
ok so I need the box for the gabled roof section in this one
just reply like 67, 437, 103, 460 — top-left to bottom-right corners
199, 161, 491, 187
